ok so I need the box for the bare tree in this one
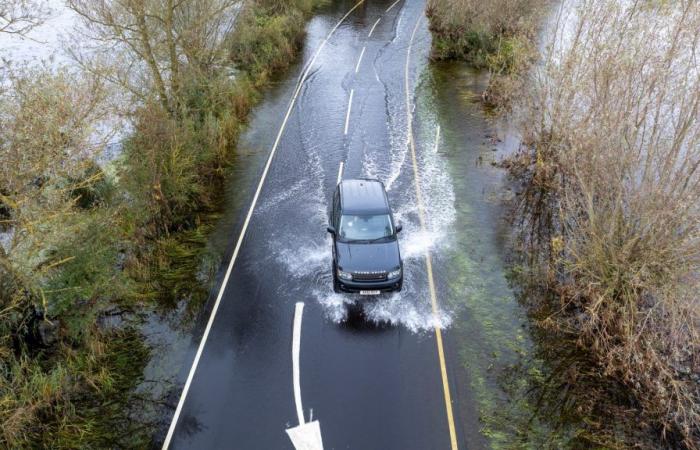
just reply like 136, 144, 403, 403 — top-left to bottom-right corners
0, 0, 50, 36
66, 0, 241, 113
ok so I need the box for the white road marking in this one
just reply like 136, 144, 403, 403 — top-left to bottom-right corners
337, 161, 345, 184
287, 421, 324, 450
160, 2, 366, 448
434, 125, 441, 153
405, 15, 459, 450
368, 17, 381, 38
386, 0, 401, 12
355, 46, 366, 73
344, 89, 354, 135
286, 303, 324, 450
292, 302, 305, 425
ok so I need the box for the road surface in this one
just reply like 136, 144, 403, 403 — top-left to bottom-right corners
163, 1, 473, 448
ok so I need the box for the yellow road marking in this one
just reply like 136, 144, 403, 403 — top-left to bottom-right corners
405, 15, 459, 450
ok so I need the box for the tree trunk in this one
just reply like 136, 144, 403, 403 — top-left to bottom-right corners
134, 2, 171, 112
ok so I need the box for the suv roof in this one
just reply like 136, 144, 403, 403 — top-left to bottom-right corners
339, 179, 390, 215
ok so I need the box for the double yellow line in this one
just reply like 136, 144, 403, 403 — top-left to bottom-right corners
405, 15, 459, 450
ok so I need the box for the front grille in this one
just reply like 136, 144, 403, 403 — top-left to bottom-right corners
352, 271, 387, 281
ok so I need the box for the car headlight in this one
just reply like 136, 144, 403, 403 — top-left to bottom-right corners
388, 268, 402, 279
337, 269, 352, 281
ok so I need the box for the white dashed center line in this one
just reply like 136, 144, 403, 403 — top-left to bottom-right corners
386, 0, 401, 12
434, 125, 441, 153
344, 89, 354, 135
368, 17, 381, 38
355, 46, 366, 73
337, 161, 345, 184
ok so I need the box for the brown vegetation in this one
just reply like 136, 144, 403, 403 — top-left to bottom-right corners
0, 68, 146, 447
511, 0, 700, 446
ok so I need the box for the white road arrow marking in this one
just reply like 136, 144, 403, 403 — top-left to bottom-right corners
286, 302, 324, 450
287, 421, 323, 450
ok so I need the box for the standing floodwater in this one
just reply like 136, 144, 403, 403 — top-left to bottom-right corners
159, 1, 570, 446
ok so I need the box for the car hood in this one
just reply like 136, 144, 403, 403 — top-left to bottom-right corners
335, 240, 401, 273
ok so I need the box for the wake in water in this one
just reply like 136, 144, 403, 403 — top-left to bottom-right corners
266, 11, 457, 332
274, 228, 452, 332
271, 137, 457, 333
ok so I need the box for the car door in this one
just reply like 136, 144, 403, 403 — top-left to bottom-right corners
331, 187, 340, 262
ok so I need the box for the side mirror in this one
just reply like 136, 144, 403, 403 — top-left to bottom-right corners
327, 226, 336, 235
395, 224, 403, 234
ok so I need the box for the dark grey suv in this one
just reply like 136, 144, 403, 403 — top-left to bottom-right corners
327, 179, 403, 294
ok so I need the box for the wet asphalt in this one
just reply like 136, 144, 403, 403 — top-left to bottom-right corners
166, 1, 468, 448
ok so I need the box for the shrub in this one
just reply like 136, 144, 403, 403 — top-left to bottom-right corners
230, 7, 306, 82
426, 0, 547, 106
512, 0, 700, 445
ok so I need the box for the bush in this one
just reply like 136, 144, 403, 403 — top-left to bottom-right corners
120, 72, 246, 236
0, 327, 149, 448
426, 0, 546, 106
511, 0, 700, 446
68, 162, 113, 210
230, 7, 306, 82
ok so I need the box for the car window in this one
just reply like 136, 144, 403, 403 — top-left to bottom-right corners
332, 190, 340, 227
339, 214, 393, 242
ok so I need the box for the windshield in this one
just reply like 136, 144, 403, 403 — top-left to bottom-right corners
339, 214, 394, 242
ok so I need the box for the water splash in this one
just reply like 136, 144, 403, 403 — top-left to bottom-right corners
269, 12, 458, 334
275, 235, 453, 332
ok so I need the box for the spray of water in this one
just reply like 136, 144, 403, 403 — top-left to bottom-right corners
268, 13, 458, 333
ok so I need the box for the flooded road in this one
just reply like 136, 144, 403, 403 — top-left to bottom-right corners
159, 0, 547, 448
